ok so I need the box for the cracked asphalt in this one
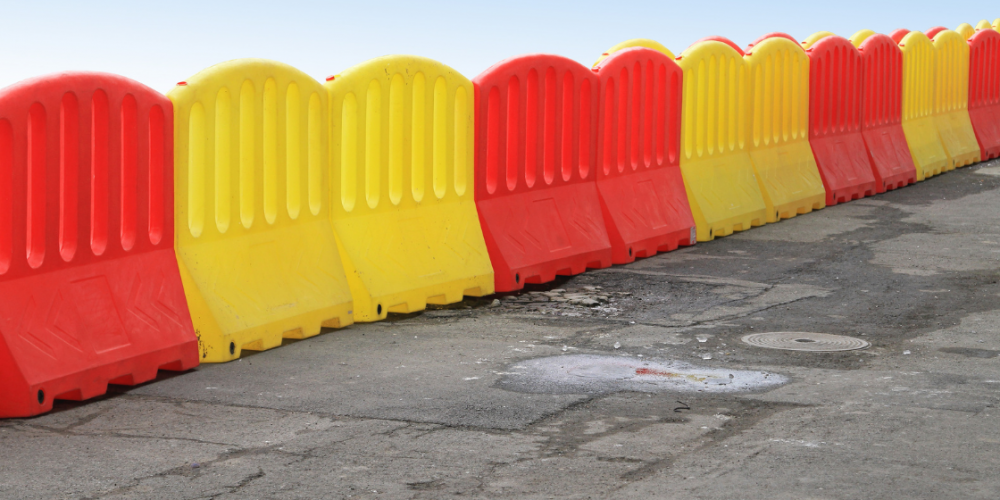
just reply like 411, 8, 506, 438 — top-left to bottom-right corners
4, 159, 1000, 499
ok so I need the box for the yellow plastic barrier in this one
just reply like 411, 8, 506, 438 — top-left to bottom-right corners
326, 56, 494, 322
976, 20, 992, 31
744, 37, 826, 222
801, 31, 836, 49
956, 23, 976, 40
900, 31, 950, 179
593, 39, 675, 66
171, 59, 354, 362
678, 40, 768, 241
994, 19, 1000, 32
850, 29, 876, 48
931, 30, 981, 168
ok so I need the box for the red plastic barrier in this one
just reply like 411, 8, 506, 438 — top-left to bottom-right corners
968, 28, 1000, 161
890, 29, 910, 44
857, 34, 917, 192
592, 47, 695, 264
474, 55, 611, 292
0, 73, 197, 418
807, 35, 878, 205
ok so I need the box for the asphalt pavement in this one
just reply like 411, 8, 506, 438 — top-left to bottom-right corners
4, 159, 1000, 499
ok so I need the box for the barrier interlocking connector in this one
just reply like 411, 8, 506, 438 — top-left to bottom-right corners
0, 72, 198, 417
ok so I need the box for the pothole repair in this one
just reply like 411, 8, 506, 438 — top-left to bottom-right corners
741, 332, 870, 352
496, 354, 787, 394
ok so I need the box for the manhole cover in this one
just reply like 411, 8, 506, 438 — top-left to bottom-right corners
741, 332, 870, 352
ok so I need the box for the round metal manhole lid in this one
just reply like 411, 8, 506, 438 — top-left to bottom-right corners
741, 332, 870, 352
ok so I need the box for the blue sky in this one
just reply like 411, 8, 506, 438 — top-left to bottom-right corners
0, 0, 995, 93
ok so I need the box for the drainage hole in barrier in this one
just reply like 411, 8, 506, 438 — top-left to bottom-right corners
229, 342, 236, 355
37, 390, 44, 405
515, 273, 520, 284
377, 304, 383, 315
628, 247, 633, 257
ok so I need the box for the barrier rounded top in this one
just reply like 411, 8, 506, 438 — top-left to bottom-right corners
593, 39, 675, 66
169, 58, 320, 99
476, 53, 588, 81
931, 28, 965, 46
956, 23, 975, 40
802, 31, 836, 49
856, 32, 900, 54
898, 30, 932, 49
684, 36, 743, 56
744, 34, 805, 57
807, 33, 857, 55
925, 26, 948, 39
890, 29, 910, 44
850, 29, 877, 47
745, 32, 798, 53
1, 71, 164, 107
330, 54, 467, 87
975, 20, 992, 31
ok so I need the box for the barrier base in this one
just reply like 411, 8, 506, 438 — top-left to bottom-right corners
902, 117, 950, 180
810, 133, 878, 206
597, 168, 696, 264
749, 141, 827, 223
0, 250, 198, 417
970, 106, 1000, 161
478, 183, 612, 292
333, 200, 495, 321
862, 125, 918, 193
937, 110, 983, 169
176, 221, 354, 363
680, 152, 768, 241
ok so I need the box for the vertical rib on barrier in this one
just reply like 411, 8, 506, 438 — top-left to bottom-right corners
856, 33, 917, 192
0, 73, 197, 417
474, 54, 611, 291
899, 31, 950, 179
678, 39, 767, 241
171, 59, 354, 362
806, 35, 878, 205
968, 28, 1000, 161
594, 39, 675, 67
744, 35, 827, 222
931, 30, 981, 168
593, 47, 696, 263
327, 56, 494, 320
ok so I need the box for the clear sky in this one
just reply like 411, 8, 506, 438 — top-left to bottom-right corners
0, 0, 995, 93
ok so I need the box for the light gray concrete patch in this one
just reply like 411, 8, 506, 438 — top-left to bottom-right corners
497, 354, 787, 394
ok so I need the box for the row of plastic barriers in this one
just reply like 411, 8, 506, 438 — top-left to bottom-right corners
3, 21, 1000, 417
